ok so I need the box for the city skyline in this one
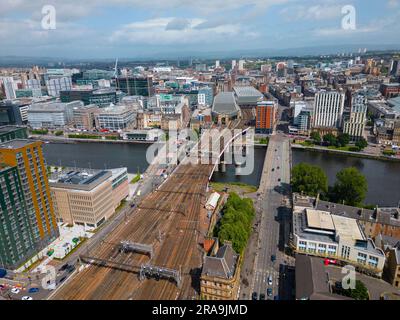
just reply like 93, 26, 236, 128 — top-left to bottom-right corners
1, 0, 400, 59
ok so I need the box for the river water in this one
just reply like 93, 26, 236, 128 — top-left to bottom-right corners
292, 148, 400, 207
42, 142, 400, 206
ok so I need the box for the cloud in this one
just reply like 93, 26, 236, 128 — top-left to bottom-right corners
387, 0, 399, 8
314, 12, 400, 38
280, 4, 344, 21
165, 18, 191, 30
109, 17, 257, 45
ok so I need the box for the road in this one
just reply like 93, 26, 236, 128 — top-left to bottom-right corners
248, 133, 291, 300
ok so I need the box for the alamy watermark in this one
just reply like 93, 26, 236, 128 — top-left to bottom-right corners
41, 5, 56, 30
146, 123, 255, 176
341, 5, 356, 30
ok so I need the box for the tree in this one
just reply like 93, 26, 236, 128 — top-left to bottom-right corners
342, 280, 369, 300
291, 163, 328, 197
336, 133, 350, 147
323, 133, 337, 146
331, 167, 367, 206
310, 131, 321, 144
355, 138, 368, 151
214, 192, 255, 254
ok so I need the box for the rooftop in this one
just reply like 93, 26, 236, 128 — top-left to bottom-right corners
29, 101, 82, 112
0, 125, 26, 134
212, 92, 240, 117
202, 243, 238, 279
306, 209, 335, 231
0, 139, 37, 150
295, 254, 353, 300
233, 86, 264, 105
49, 168, 112, 191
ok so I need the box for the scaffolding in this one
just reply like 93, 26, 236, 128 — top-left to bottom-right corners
139, 264, 181, 288
120, 241, 154, 259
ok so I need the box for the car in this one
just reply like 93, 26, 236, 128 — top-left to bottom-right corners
130, 203, 136, 208
251, 292, 258, 300
21, 296, 33, 300
271, 254, 276, 262
11, 288, 20, 294
60, 264, 69, 271
278, 178, 281, 182
267, 288, 273, 297
28, 287, 39, 293
268, 275, 273, 286
277, 166, 280, 169
272, 168, 275, 171
66, 265, 76, 273
259, 293, 266, 300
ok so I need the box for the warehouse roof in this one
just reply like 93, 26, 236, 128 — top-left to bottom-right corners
212, 92, 240, 117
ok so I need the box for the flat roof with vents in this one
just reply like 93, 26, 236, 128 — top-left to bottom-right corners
306, 209, 335, 231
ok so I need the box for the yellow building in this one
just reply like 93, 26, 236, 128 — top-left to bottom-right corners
0, 139, 59, 248
200, 241, 241, 300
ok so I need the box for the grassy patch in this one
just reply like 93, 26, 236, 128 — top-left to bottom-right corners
210, 182, 258, 194
30, 129, 48, 135
299, 141, 315, 147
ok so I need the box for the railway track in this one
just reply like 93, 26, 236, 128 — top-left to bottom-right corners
53, 163, 213, 300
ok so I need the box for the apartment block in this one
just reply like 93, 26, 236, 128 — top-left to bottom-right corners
0, 140, 59, 249
343, 95, 367, 141
0, 165, 36, 269
256, 100, 277, 134
313, 91, 345, 129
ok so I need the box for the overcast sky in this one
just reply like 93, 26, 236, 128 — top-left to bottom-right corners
1, 0, 399, 58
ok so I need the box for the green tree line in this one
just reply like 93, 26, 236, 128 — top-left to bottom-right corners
291, 163, 368, 207
213, 192, 255, 254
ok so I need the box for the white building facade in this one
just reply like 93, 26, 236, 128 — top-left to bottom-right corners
313, 91, 345, 129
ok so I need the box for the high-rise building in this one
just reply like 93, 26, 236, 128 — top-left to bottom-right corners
256, 100, 276, 134
312, 91, 345, 129
231, 60, 237, 70
45, 76, 72, 97
26, 79, 41, 90
0, 165, 36, 269
116, 76, 154, 97
0, 140, 59, 250
0, 77, 16, 100
343, 95, 367, 141
390, 59, 400, 77
276, 62, 287, 78
238, 60, 245, 71
215, 60, 220, 68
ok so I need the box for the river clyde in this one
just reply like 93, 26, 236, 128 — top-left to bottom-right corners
43, 142, 400, 207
